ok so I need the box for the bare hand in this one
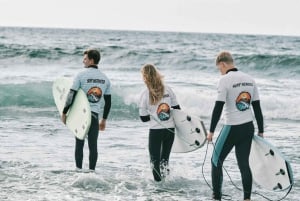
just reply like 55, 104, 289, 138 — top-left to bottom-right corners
99, 119, 106, 131
207, 132, 214, 142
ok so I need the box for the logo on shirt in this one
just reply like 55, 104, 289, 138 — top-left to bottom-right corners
236, 92, 251, 111
87, 87, 102, 103
157, 103, 170, 121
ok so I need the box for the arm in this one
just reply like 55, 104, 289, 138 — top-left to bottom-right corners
207, 101, 225, 141
61, 89, 77, 124
252, 100, 264, 137
99, 94, 111, 131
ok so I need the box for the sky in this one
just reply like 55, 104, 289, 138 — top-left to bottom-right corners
0, 0, 300, 36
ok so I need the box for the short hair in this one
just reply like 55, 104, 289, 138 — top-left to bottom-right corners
84, 49, 101, 64
216, 51, 234, 65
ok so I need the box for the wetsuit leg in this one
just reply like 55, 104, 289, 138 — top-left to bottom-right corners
160, 128, 175, 167
235, 122, 254, 200
88, 114, 99, 170
75, 138, 84, 169
149, 129, 163, 181
211, 125, 235, 199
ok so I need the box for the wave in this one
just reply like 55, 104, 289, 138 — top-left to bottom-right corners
1, 26, 299, 78
0, 82, 139, 120
0, 82, 54, 107
0, 44, 85, 60
235, 54, 300, 77
1, 81, 299, 122
1, 43, 299, 77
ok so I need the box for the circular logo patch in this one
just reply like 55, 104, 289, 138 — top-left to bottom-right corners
157, 103, 170, 121
236, 92, 251, 111
87, 87, 102, 103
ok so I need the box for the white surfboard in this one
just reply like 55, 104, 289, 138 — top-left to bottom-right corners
171, 110, 207, 153
249, 135, 294, 191
52, 77, 91, 140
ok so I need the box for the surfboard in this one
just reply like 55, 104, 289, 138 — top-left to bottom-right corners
52, 77, 91, 140
171, 109, 207, 153
249, 135, 294, 191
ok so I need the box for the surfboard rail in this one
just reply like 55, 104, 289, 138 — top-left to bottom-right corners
249, 135, 294, 191
171, 109, 207, 153
52, 77, 91, 140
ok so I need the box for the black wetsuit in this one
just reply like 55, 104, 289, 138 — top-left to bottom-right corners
63, 66, 111, 171
209, 68, 264, 200
139, 85, 180, 181
148, 128, 175, 181
75, 112, 99, 170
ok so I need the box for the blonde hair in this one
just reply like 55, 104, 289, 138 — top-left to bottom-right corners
216, 51, 234, 65
141, 64, 165, 105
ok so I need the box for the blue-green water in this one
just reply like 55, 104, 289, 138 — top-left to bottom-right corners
0, 27, 299, 200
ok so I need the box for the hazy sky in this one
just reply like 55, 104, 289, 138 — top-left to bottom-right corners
0, 0, 300, 36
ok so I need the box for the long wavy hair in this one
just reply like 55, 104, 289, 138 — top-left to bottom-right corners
141, 64, 165, 105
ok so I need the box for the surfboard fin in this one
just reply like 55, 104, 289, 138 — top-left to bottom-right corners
275, 169, 286, 176
273, 183, 283, 190
265, 149, 274, 156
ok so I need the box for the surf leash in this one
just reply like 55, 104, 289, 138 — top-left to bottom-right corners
201, 141, 232, 200
202, 140, 294, 201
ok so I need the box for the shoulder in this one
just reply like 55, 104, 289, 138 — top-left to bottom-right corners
97, 69, 111, 80
73, 70, 86, 81
238, 71, 256, 83
164, 85, 177, 99
75, 68, 90, 78
76, 69, 86, 76
236, 70, 252, 78
139, 88, 149, 105
164, 85, 174, 92
218, 74, 230, 85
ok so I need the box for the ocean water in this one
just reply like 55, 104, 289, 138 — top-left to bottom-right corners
0, 26, 299, 201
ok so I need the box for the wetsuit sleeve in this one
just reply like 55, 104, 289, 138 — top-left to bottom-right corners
209, 101, 225, 133
171, 105, 181, 110
102, 94, 111, 119
252, 100, 264, 133
63, 89, 77, 114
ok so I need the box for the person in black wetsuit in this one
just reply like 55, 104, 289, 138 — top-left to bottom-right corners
62, 49, 111, 171
207, 51, 264, 201
139, 64, 180, 182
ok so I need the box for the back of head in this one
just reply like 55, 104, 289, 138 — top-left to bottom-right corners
84, 49, 101, 64
141, 64, 160, 84
216, 51, 234, 65
141, 64, 164, 105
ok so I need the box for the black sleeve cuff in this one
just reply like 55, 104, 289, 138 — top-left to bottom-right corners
171, 105, 181, 110
140, 115, 150, 122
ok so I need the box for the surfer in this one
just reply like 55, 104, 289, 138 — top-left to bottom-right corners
62, 49, 111, 171
207, 51, 264, 201
139, 64, 181, 182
